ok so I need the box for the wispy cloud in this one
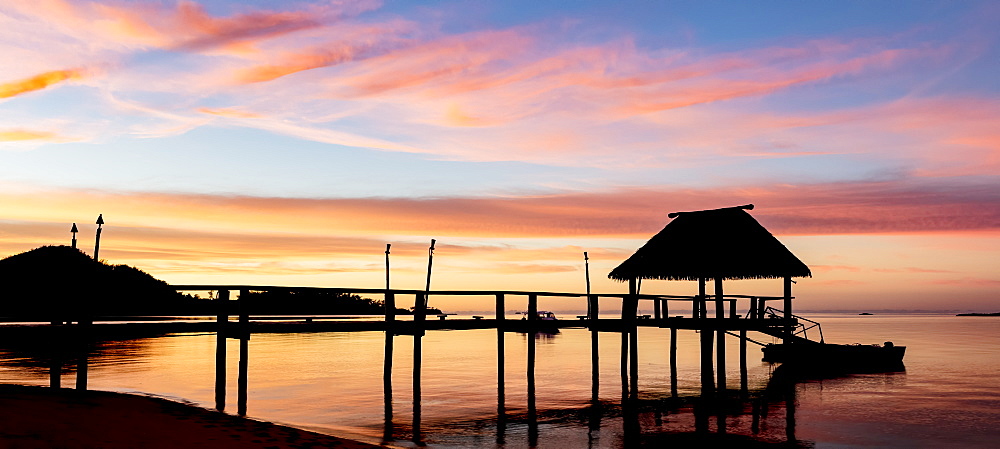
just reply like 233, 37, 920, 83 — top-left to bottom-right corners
0, 69, 83, 98
1, 177, 996, 240
0, 129, 60, 142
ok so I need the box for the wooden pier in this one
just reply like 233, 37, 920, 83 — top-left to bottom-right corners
8, 204, 822, 443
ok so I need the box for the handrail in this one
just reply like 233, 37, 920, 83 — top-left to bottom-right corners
758, 306, 824, 343
171, 285, 790, 302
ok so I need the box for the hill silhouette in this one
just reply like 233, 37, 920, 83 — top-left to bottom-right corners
0, 246, 204, 319
0, 246, 423, 319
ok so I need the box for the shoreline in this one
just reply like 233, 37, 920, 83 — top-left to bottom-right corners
0, 384, 382, 448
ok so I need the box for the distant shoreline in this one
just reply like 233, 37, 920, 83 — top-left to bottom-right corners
955, 312, 1000, 317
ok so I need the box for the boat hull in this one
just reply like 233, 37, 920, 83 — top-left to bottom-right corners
762, 343, 905, 373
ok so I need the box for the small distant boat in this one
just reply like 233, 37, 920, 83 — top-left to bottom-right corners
762, 341, 905, 373
517, 311, 558, 320
859, 312, 874, 315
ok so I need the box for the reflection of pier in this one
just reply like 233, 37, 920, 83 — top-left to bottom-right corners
174, 284, 802, 444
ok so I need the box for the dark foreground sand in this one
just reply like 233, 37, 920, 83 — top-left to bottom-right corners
0, 385, 381, 448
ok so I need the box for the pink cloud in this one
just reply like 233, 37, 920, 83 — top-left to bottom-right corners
812, 265, 863, 273
926, 278, 1000, 287
4, 0, 355, 54
873, 267, 956, 274
2, 177, 996, 240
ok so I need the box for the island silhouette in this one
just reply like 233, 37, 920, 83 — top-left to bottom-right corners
0, 246, 419, 320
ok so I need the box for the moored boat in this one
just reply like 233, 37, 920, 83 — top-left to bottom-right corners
763, 341, 905, 373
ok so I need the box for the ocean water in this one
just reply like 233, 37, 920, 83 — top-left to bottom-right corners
1, 313, 997, 448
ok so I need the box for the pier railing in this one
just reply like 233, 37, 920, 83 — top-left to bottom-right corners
169, 284, 791, 322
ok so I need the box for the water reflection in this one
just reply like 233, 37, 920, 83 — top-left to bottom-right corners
2, 324, 820, 448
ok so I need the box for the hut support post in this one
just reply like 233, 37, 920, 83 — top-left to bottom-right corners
698, 278, 714, 395
669, 327, 678, 397
783, 276, 793, 345
528, 294, 538, 321
626, 278, 639, 399
715, 278, 726, 394
740, 328, 748, 394
653, 299, 661, 320
588, 294, 599, 320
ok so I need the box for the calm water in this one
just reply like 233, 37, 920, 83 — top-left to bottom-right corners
1, 313, 998, 448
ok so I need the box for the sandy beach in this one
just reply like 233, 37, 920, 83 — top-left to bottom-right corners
0, 385, 381, 449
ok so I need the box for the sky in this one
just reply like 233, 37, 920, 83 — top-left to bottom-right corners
1, 0, 998, 312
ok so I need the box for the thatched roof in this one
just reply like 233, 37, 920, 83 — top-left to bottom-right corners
608, 204, 811, 281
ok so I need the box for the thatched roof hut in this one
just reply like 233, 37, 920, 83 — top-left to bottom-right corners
609, 204, 810, 282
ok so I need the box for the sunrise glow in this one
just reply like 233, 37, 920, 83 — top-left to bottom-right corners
1, 1, 997, 312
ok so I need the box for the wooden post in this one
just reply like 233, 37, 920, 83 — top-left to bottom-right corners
784, 276, 793, 345
698, 278, 714, 396
383, 330, 394, 442
414, 293, 426, 334
730, 299, 737, 319
527, 323, 537, 425
716, 278, 726, 394
628, 279, 639, 399
75, 342, 88, 391
588, 294, 599, 320
412, 315, 422, 445
653, 298, 661, 320
49, 360, 61, 388
527, 293, 538, 321
75, 319, 90, 391
620, 301, 629, 399
669, 327, 678, 398
588, 292, 600, 402
527, 311, 538, 446
662, 299, 668, 319
740, 328, 748, 394
237, 290, 249, 417
215, 289, 229, 412
496, 294, 505, 429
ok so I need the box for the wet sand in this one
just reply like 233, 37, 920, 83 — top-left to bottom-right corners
0, 385, 381, 448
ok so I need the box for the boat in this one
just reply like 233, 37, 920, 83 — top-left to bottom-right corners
762, 341, 905, 373
517, 311, 558, 320
858, 312, 874, 315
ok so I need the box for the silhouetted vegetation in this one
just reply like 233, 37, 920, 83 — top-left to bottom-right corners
237, 290, 417, 315
0, 246, 434, 319
0, 246, 209, 319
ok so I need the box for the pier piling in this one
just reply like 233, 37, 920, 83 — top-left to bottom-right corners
215, 289, 229, 412
716, 278, 727, 393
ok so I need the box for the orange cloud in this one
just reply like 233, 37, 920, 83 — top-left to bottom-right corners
1, 178, 996, 242
0, 69, 82, 98
0, 130, 59, 141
